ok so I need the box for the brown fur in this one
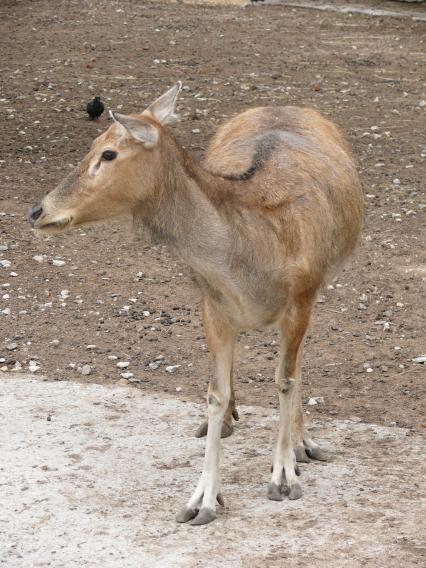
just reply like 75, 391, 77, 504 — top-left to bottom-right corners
30, 91, 364, 523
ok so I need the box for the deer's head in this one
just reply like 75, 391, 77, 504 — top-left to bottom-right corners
28, 82, 182, 234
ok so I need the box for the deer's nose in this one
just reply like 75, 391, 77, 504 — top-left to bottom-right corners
29, 204, 43, 226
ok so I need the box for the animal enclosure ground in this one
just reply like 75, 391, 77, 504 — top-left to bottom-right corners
0, 0, 426, 566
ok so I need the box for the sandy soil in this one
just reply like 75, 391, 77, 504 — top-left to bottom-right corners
1, 375, 425, 567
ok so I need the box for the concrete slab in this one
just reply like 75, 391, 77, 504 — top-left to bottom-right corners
0, 375, 424, 567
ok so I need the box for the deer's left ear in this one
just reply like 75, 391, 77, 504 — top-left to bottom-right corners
143, 81, 182, 125
110, 112, 159, 148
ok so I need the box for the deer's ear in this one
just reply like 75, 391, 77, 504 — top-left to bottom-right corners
143, 81, 182, 124
110, 112, 159, 148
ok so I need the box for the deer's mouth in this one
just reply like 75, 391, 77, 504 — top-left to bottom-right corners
35, 216, 73, 234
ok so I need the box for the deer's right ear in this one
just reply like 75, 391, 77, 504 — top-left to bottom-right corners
110, 111, 159, 148
143, 81, 182, 125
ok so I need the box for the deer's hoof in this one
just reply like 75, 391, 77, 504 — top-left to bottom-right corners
294, 445, 312, 463
295, 441, 329, 463
176, 506, 198, 523
305, 446, 328, 462
190, 507, 217, 526
194, 421, 208, 438
221, 422, 233, 438
194, 421, 234, 439
267, 482, 285, 501
288, 482, 303, 500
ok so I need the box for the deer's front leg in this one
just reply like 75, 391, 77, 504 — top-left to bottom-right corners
194, 372, 238, 439
177, 299, 235, 526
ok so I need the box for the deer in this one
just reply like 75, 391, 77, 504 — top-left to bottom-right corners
29, 82, 364, 526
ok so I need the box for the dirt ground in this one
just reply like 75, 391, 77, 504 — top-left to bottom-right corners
1, 0, 425, 427
0, 0, 425, 564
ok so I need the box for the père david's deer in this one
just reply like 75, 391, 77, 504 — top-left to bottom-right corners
29, 82, 364, 525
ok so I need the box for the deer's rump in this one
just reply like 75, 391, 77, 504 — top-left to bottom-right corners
203, 105, 364, 282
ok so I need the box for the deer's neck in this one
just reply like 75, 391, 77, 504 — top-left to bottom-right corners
135, 139, 233, 270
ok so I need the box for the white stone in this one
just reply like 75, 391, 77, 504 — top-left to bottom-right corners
120, 372, 134, 379
28, 361, 40, 373
308, 396, 324, 406
165, 365, 180, 374
117, 361, 130, 369
52, 260, 66, 267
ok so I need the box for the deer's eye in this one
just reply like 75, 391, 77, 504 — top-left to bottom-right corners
102, 150, 117, 161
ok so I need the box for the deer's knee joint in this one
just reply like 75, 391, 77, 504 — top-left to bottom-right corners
276, 377, 295, 395
208, 394, 221, 407
207, 390, 230, 415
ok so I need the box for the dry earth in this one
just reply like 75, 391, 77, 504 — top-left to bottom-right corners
0, 0, 425, 427
0, 1, 425, 565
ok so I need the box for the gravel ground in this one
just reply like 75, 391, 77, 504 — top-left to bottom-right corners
0, 0, 425, 431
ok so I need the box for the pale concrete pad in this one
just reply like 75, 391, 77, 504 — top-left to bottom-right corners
0, 375, 425, 567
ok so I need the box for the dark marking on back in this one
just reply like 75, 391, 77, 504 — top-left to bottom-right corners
223, 132, 280, 182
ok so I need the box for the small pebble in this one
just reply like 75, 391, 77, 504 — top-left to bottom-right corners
308, 396, 324, 406
117, 361, 130, 369
166, 365, 180, 374
120, 372, 134, 379
80, 364, 92, 376
52, 260, 66, 267
28, 361, 40, 373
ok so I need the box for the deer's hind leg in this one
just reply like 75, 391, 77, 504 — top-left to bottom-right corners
293, 380, 328, 463
268, 296, 315, 502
